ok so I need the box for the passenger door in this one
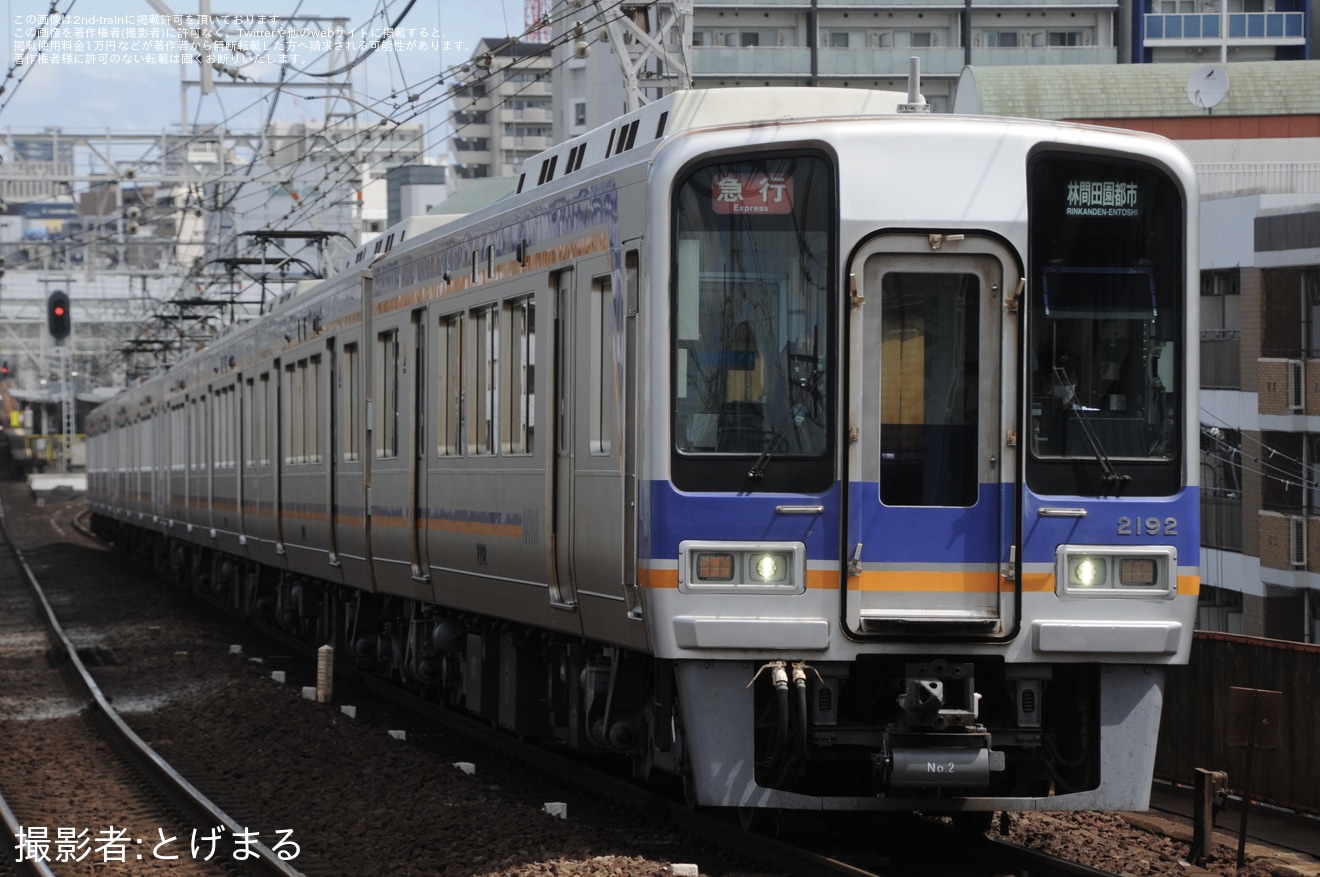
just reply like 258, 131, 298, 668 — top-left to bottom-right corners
843, 234, 1020, 637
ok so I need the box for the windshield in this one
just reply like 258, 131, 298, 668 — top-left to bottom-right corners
1027, 152, 1185, 496
670, 154, 834, 492
1032, 266, 1174, 460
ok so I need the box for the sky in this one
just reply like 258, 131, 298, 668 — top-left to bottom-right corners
1, 0, 529, 156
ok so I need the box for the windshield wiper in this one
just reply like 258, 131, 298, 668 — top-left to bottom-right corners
747, 430, 787, 480
1054, 367, 1130, 494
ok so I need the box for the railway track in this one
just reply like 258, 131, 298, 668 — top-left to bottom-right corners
0, 491, 300, 877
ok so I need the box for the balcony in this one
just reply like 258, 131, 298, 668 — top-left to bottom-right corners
967, 46, 1118, 64
694, 46, 986, 77
497, 107, 553, 124
503, 135, 554, 152
819, 47, 967, 76
693, 46, 813, 77
1143, 11, 1306, 44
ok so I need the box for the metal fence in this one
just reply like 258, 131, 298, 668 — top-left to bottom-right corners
1156, 632, 1320, 814
1197, 162, 1320, 197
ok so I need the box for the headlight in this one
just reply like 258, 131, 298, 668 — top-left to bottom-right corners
1056, 546, 1176, 597
1069, 555, 1108, 588
749, 552, 789, 583
680, 542, 805, 594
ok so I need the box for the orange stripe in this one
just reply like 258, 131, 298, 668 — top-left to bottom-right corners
859, 570, 1005, 594
422, 520, 522, 539
639, 568, 837, 590
1022, 571, 1201, 597
1021, 572, 1056, 594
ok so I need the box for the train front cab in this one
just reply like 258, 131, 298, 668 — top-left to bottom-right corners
647, 122, 1200, 813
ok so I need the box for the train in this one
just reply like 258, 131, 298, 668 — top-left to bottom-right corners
86, 85, 1200, 817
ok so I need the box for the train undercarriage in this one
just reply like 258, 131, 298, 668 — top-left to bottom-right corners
97, 520, 1104, 809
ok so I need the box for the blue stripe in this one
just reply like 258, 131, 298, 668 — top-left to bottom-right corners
645, 480, 1201, 567
647, 481, 841, 559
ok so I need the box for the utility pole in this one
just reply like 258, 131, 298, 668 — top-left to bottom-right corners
596, 0, 694, 112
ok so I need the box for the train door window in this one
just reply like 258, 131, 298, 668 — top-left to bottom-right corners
376, 329, 400, 459
210, 393, 220, 468
504, 297, 534, 455
879, 272, 981, 507
438, 313, 464, 456
189, 397, 198, 472
590, 276, 615, 456
470, 305, 498, 455
170, 402, 185, 474
258, 373, 271, 467
221, 387, 233, 468
139, 415, 151, 474
243, 378, 254, 467
214, 386, 233, 468
306, 356, 323, 463
342, 343, 360, 462
283, 362, 302, 464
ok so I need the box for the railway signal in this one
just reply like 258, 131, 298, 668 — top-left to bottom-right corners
47, 290, 71, 341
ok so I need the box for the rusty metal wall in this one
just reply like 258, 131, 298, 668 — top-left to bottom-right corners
1155, 631, 1320, 815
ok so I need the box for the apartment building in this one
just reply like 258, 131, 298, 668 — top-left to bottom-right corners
448, 39, 554, 193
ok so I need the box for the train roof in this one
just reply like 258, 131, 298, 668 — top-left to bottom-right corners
333, 87, 913, 280
513, 86, 912, 199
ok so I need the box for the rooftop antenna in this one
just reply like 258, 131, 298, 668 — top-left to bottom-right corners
898, 56, 931, 114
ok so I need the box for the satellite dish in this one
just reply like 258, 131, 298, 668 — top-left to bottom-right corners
1187, 64, 1229, 110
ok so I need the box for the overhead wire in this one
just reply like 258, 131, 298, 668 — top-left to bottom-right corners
0, 0, 78, 122
32, 0, 636, 368
258, 0, 630, 231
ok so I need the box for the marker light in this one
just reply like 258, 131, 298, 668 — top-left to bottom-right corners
1119, 558, 1159, 587
696, 552, 735, 581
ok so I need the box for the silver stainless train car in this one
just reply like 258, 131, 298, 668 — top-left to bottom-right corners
87, 87, 1200, 815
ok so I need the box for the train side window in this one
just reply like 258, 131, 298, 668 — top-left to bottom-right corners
590, 276, 615, 456
504, 296, 534, 455
470, 305, 498, 455
376, 329, 400, 459
438, 314, 464, 456
342, 343, 360, 462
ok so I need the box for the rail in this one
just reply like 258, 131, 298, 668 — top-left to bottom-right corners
0, 495, 303, 877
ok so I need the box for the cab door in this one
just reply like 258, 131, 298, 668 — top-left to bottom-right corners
844, 234, 1020, 636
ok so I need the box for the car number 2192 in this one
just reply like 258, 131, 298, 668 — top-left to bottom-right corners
1117, 516, 1177, 537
